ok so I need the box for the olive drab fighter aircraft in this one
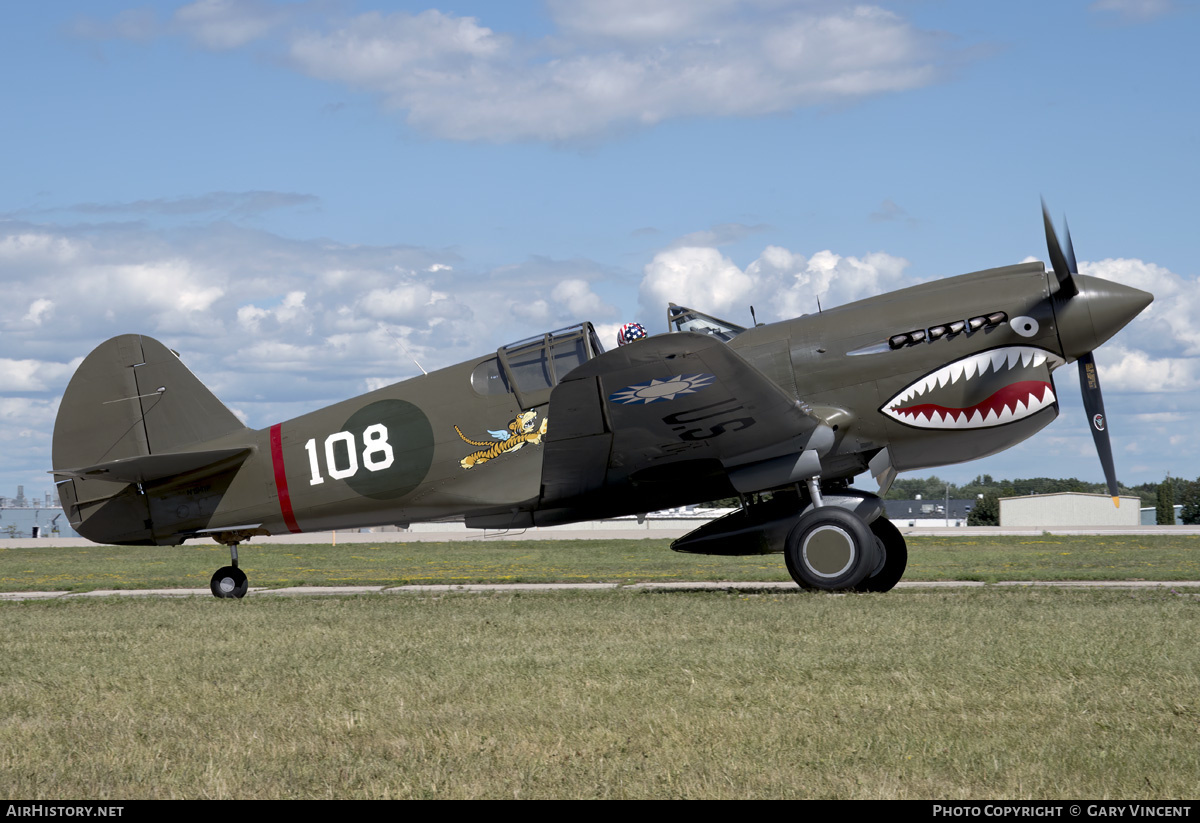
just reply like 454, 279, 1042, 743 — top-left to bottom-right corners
52, 205, 1153, 598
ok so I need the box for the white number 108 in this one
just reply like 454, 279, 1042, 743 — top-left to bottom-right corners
304, 424, 394, 485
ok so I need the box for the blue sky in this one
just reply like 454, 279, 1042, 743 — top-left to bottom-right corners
1, 0, 1197, 503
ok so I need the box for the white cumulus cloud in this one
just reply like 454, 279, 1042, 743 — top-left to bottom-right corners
22, 299, 54, 326
1092, 345, 1200, 394
1082, 257, 1200, 357
173, 0, 295, 49
552, 278, 615, 318
639, 242, 909, 323
97, 1, 961, 143
0, 359, 77, 393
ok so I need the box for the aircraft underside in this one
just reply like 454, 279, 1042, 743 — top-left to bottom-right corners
669, 481, 906, 592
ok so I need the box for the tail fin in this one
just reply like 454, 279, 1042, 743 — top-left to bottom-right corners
52, 335, 250, 544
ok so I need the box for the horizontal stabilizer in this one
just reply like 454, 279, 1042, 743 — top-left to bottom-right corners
54, 446, 254, 485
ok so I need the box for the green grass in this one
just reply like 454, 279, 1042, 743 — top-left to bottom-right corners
2, 587, 1197, 799
1, 534, 1199, 592
906, 534, 1200, 583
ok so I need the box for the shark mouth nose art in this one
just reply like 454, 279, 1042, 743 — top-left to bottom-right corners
881, 346, 1066, 429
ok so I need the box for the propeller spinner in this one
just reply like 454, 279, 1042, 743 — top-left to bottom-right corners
1042, 201, 1153, 506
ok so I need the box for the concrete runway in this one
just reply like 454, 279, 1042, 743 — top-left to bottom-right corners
8, 523, 1200, 550
4, 578, 1198, 602
5, 526, 1197, 600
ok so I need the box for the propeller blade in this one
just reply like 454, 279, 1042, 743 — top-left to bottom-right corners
1077, 350, 1119, 505
1063, 216, 1079, 276
1042, 199, 1078, 297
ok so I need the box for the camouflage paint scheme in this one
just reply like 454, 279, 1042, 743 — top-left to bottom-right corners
51, 222, 1153, 594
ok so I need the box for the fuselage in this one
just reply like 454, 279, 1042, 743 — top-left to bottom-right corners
55, 261, 1151, 545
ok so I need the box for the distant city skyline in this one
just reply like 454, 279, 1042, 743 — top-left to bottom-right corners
0, 486, 58, 509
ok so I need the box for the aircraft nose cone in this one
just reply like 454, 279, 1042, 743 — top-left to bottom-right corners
1055, 273, 1154, 361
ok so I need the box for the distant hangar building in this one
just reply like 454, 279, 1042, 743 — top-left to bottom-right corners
999, 492, 1141, 527
884, 498, 975, 527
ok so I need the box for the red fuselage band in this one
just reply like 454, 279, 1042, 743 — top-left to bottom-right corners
270, 424, 303, 534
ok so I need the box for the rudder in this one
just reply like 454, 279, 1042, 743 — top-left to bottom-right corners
52, 335, 249, 544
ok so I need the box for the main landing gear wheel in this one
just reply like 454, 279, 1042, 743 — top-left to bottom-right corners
855, 517, 908, 594
784, 507, 879, 591
210, 565, 248, 599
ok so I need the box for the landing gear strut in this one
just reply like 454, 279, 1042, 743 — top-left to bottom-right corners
780, 477, 907, 593
666, 478, 911, 593
210, 541, 249, 599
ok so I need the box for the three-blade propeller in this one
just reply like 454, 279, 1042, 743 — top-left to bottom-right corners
1042, 200, 1120, 506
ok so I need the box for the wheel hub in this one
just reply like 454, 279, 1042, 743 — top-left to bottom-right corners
802, 525, 856, 578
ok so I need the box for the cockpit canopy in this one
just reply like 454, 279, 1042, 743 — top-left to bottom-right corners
667, 303, 746, 341
472, 322, 605, 408
472, 308, 745, 409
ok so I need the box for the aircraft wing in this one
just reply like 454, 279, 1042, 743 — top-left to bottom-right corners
538, 332, 826, 518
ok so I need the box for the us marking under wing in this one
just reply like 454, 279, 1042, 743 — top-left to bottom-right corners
540, 332, 822, 504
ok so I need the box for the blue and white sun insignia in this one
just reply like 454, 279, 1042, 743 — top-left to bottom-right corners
608, 373, 717, 405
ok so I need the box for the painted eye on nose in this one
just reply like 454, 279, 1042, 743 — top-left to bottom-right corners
1011, 316, 1039, 338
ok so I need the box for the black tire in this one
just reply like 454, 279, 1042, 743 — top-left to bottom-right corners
856, 518, 908, 593
784, 507, 879, 591
210, 565, 248, 599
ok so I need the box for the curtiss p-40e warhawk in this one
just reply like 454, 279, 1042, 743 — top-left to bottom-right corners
52, 206, 1152, 597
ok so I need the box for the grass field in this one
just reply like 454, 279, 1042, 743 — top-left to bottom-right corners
2, 533, 1200, 592
3, 536, 1199, 799
2, 586, 1198, 799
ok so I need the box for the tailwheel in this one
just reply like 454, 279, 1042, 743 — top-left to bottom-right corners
784, 507, 879, 591
855, 517, 908, 593
210, 539, 249, 599
210, 565, 248, 599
